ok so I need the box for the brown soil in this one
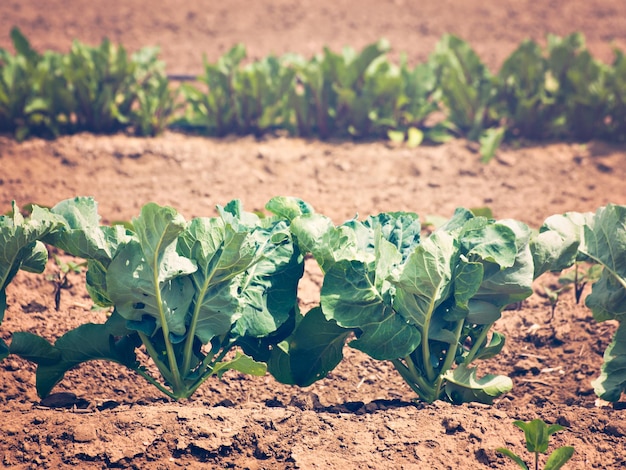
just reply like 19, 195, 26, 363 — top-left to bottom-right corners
1, 1, 626, 469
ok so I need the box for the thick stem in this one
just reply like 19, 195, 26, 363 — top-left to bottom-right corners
431, 320, 466, 399
133, 366, 178, 400
151, 267, 183, 394
185, 338, 236, 399
421, 312, 436, 383
391, 358, 431, 402
137, 331, 177, 392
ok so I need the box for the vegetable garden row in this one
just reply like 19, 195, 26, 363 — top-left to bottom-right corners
2, 28, 626, 160
1, 196, 625, 405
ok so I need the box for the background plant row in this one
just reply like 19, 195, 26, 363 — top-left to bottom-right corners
2, 28, 626, 159
1, 197, 625, 404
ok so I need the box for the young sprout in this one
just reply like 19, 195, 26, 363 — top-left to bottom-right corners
497, 418, 575, 470
558, 262, 602, 305
48, 255, 86, 311
541, 284, 568, 322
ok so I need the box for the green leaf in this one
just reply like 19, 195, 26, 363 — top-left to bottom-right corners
479, 127, 505, 163
471, 331, 506, 361
0, 202, 61, 321
406, 127, 424, 148
581, 205, 626, 322
290, 213, 361, 273
265, 196, 315, 221
0, 338, 9, 361
443, 364, 512, 404
47, 197, 130, 263
33, 323, 139, 397
268, 307, 351, 386
544, 446, 575, 470
106, 204, 197, 338
531, 212, 591, 277
9, 332, 61, 365
591, 321, 626, 402
107, 240, 196, 337
387, 129, 405, 143
472, 220, 535, 308
459, 218, 518, 268
212, 351, 266, 378
18, 241, 49, 274
513, 419, 564, 454
10, 27, 39, 64
322, 260, 421, 360
132, 203, 191, 277
355, 212, 421, 261
393, 231, 458, 330
496, 447, 529, 470
453, 258, 484, 310
177, 217, 253, 343
233, 222, 304, 338
465, 300, 502, 324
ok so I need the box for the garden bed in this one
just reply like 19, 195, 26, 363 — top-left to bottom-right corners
1, 1, 626, 468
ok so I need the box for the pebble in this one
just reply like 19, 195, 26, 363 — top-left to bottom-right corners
72, 424, 98, 443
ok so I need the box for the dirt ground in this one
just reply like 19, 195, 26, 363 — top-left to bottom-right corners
1, 1, 626, 469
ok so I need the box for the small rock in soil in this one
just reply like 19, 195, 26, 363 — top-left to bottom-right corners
72, 423, 98, 442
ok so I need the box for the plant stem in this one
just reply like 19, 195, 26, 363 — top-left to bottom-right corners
137, 332, 174, 383
133, 366, 178, 400
150, 263, 183, 394
432, 319, 465, 398
391, 358, 430, 402
463, 323, 491, 365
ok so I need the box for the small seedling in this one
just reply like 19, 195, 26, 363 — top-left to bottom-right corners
497, 418, 574, 470
541, 284, 569, 322
558, 262, 602, 304
47, 255, 86, 311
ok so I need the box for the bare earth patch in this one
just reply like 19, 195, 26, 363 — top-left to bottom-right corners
1, 1, 626, 469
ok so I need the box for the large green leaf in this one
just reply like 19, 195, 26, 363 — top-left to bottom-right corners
322, 260, 420, 360
265, 196, 315, 221
290, 213, 361, 273
591, 321, 626, 402
343, 212, 421, 262
393, 231, 458, 330
471, 220, 535, 308
212, 351, 267, 378
46, 197, 130, 263
106, 204, 197, 338
545, 447, 576, 470
10, 27, 39, 64
0, 202, 61, 321
107, 240, 196, 338
45, 197, 132, 306
0, 337, 9, 361
495, 448, 528, 470
582, 205, 626, 321
177, 217, 253, 343
531, 211, 592, 277
8, 332, 61, 366
20, 323, 139, 397
458, 218, 517, 268
268, 307, 351, 386
234, 222, 304, 338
